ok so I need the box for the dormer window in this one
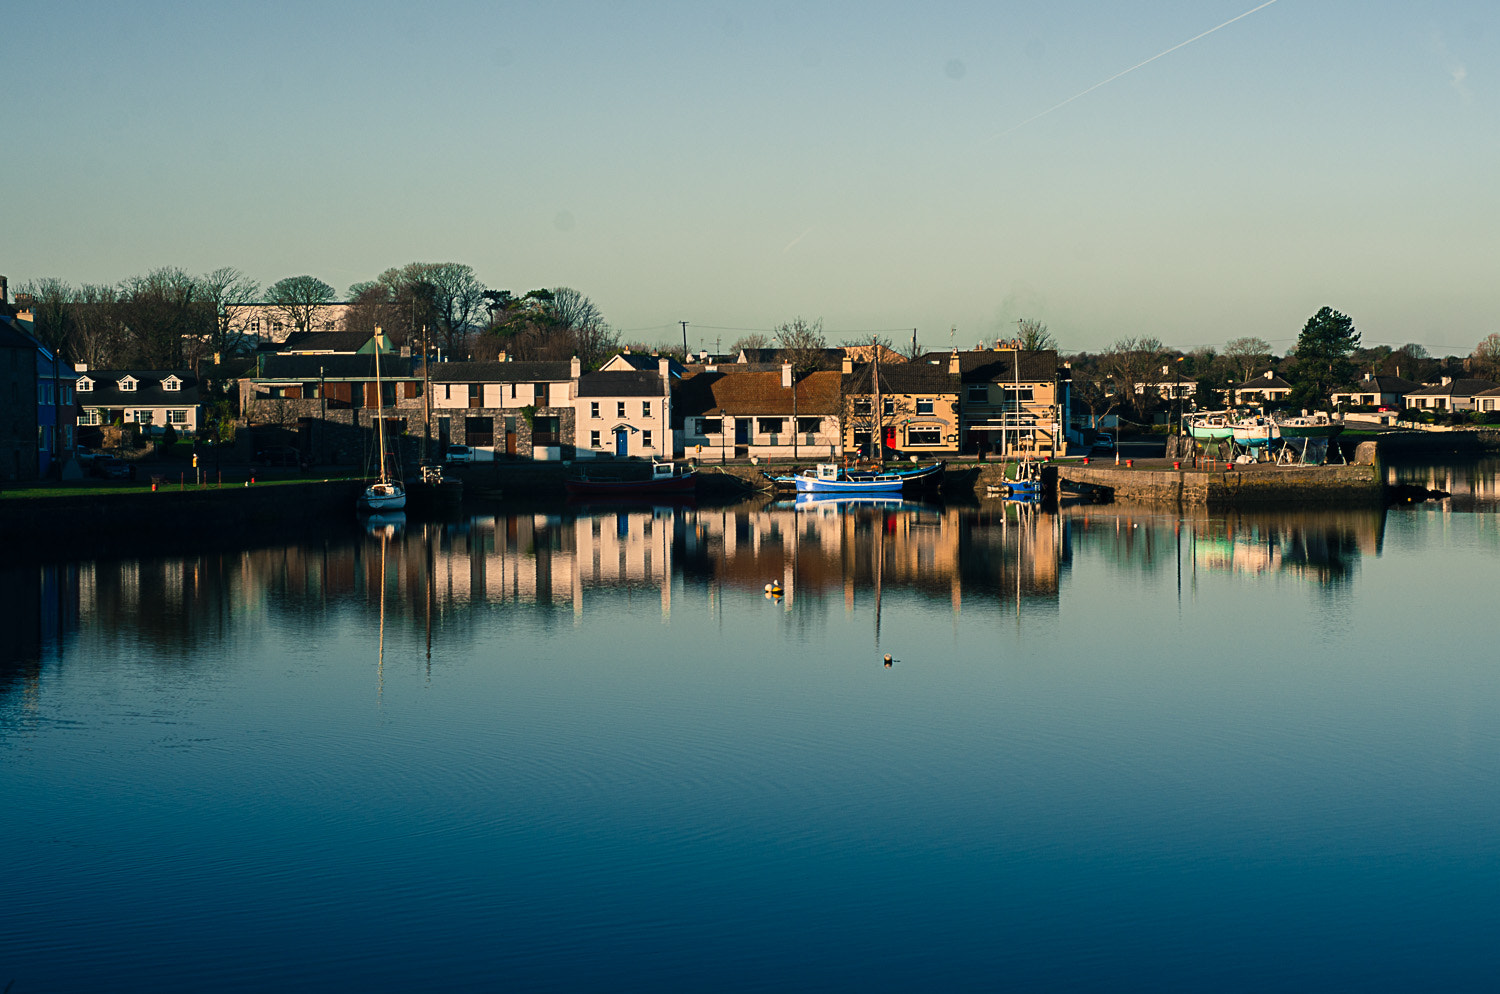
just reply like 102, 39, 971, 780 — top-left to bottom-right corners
77, 377, 93, 393
162, 376, 181, 392
118, 376, 138, 392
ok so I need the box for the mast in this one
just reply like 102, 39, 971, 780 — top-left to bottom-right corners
374, 327, 388, 485
872, 338, 882, 465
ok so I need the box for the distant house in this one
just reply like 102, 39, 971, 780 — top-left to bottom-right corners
1403, 377, 1500, 412
76, 367, 200, 436
1134, 364, 1198, 400
225, 302, 353, 347
1229, 372, 1293, 407
1330, 372, 1421, 410
844, 355, 964, 459
601, 352, 688, 378
425, 357, 577, 458
917, 347, 1064, 459
1475, 386, 1500, 414
675, 366, 843, 461
277, 330, 372, 355
575, 361, 674, 459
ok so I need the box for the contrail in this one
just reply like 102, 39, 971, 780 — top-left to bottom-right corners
993, 0, 1281, 138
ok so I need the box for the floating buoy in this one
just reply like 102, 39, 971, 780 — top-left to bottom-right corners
883, 654, 893, 668
765, 581, 783, 596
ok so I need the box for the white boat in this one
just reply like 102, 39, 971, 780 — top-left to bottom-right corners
1231, 416, 1280, 448
357, 333, 406, 512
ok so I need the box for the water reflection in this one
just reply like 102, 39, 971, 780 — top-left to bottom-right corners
1389, 456, 1500, 512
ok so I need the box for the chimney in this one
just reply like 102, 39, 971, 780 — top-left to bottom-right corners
0, 274, 6, 304
699, 350, 708, 362
75, 362, 88, 373
1442, 376, 1453, 386
842, 356, 854, 374
781, 362, 792, 389
498, 350, 507, 363
948, 351, 961, 375
570, 355, 581, 379
658, 356, 670, 383
1363, 371, 1372, 381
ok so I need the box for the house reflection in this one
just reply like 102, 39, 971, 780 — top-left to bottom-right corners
1389, 458, 1500, 513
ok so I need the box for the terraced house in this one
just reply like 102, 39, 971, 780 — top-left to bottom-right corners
919, 346, 1065, 459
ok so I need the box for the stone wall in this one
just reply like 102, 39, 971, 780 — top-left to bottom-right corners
1056, 463, 1382, 507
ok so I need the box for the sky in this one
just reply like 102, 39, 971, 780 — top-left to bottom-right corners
5, 1, 1497, 357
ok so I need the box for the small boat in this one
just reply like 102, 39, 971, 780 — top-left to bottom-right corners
764, 460, 944, 493
565, 459, 697, 497
1231, 416, 1280, 448
357, 336, 406, 512
790, 463, 905, 494
1186, 412, 1235, 441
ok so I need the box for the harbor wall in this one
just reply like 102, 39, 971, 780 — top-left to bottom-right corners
1056, 462, 1383, 507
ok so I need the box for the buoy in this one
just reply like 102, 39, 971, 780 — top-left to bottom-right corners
883, 654, 893, 668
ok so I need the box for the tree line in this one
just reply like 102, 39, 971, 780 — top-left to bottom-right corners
13, 264, 620, 371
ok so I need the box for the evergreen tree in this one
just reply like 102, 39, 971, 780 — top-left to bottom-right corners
1291, 307, 1359, 407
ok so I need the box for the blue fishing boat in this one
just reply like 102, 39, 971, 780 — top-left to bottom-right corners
790, 463, 905, 494
763, 460, 944, 493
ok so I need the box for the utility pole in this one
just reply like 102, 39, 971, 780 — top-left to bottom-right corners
680, 321, 689, 358
422, 324, 432, 464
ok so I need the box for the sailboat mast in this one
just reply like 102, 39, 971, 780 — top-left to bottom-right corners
374, 327, 388, 484
872, 338, 882, 465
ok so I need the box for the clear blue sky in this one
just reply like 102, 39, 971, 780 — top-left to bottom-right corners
7, 1, 1496, 356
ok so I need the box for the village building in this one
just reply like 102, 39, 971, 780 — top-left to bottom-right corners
913, 347, 1065, 459
424, 357, 577, 458
1330, 372, 1422, 410
575, 360, 674, 459
76, 366, 200, 436
1402, 377, 1500, 412
675, 366, 843, 462
1229, 371, 1293, 407
841, 355, 963, 459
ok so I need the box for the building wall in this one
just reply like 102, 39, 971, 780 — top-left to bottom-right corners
681, 412, 842, 462
575, 393, 672, 459
0, 343, 38, 481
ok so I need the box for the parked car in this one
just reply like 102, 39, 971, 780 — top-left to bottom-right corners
445, 445, 473, 464
92, 455, 130, 479
74, 446, 99, 465
1090, 433, 1115, 453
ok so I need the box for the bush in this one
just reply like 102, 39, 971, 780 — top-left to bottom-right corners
161, 424, 178, 450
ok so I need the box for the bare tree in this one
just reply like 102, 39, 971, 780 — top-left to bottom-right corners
116, 267, 213, 367
1099, 337, 1167, 418
730, 333, 771, 352
198, 267, 261, 362
72, 284, 128, 368
775, 317, 828, 376
1223, 336, 1273, 383
549, 286, 619, 367
266, 275, 338, 335
15, 278, 75, 355
1471, 333, 1500, 380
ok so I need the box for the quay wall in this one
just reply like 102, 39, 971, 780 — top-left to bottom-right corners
1056, 462, 1383, 507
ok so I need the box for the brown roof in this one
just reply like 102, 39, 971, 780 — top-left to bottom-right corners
673, 370, 843, 419
915, 349, 1057, 383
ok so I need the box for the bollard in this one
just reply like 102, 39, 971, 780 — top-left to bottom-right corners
151, 481, 157, 492
1173, 461, 1181, 470
1126, 458, 1133, 468
1082, 456, 1089, 465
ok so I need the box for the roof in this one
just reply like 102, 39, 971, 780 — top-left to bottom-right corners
1405, 378, 1500, 397
0, 315, 39, 350
674, 370, 843, 419
252, 354, 416, 381
576, 370, 666, 398
604, 353, 687, 377
1334, 375, 1421, 394
428, 360, 573, 383
738, 347, 847, 366
1236, 372, 1292, 390
77, 369, 200, 407
279, 330, 373, 354
914, 349, 1057, 383
844, 361, 960, 395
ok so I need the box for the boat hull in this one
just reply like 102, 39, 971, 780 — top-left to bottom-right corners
358, 483, 407, 511
564, 473, 697, 497
1276, 422, 1344, 439
794, 474, 904, 495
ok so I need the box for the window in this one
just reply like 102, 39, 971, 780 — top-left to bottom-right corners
465, 416, 495, 447
967, 386, 988, 403
852, 399, 871, 416
882, 398, 894, 416
700, 418, 722, 435
77, 378, 92, 392
60, 384, 72, 405
617, 401, 626, 418
1003, 387, 1035, 405
119, 377, 137, 392
590, 430, 601, 447
590, 401, 600, 418
642, 401, 652, 418
757, 417, 784, 434
907, 427, 942, 446
168, 410, 188, 425
510, 384, 518, 399
796, 417, 820, 434
916, 399, 934, 415
79, 409, 102, 426
134, 410, 154, 424
162, 377, 181, 392
642, 430, 653, 449
533, 415, 561, 446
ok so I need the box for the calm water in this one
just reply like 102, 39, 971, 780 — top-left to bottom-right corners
5, 468, 1500, 992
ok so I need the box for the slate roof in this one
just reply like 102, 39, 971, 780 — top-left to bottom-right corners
1333, 375, 1421, 394
253, 354, 415, 380
1236, 372, 1293, 390
279, 331, 372, 354
428, 361, 573, 383
844, 361, 960, 396
673, 370, 843, 420
1405, 378, 1500, 397
607, 353, 688, 377
576, 370, 666, 398
0, 315, 38, 349
914, 349, 1057, 383
77, 369, 200, 407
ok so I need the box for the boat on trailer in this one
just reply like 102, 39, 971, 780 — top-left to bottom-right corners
1186, 412, 1235, 441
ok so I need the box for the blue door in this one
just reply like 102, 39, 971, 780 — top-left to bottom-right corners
615, 428, 629, 456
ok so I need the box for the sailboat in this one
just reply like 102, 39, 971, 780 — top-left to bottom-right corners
357, 330, 406, 512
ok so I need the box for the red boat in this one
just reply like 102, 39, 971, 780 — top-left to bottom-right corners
564, 460, 697, 497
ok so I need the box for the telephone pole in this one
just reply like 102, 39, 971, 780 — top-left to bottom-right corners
680, 321, 689, 357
